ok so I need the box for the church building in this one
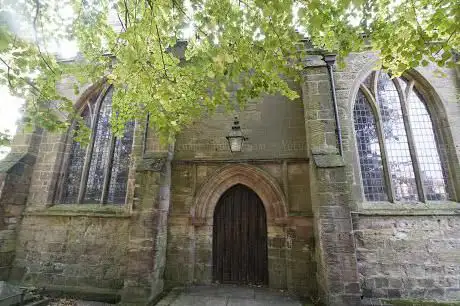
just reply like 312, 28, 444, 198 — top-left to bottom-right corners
0, 51, 459, 305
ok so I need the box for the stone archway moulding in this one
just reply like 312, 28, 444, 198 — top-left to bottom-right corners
191, 164, 288, 226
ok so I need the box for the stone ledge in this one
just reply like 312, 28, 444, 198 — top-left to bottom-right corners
25, 204, 132, 218
311, 147, 344, 168
137, 153, 168, 172
288, 211, 314, 217
36, 284, 121, 303
352, 210, 460, 216
353, 201, 460, 216
382, 299, 460, 305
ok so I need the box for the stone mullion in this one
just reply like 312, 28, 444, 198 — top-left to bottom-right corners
77, 86, 110, 204
100, 135, 117, 204
405, 80, 415, 98
360, 84, 395, 202
394, 79, 426, 202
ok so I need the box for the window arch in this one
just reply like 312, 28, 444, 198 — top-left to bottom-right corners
58, 85, 134, 204
353, 71, 449, 202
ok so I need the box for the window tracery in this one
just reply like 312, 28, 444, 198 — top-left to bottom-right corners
60, 86, 134, 204
353, 71, 449, 202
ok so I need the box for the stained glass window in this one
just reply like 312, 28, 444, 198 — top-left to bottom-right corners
59, 86, 134, 204
354, 91, 388, 201
377, 73, 418, 201
407, 90, 449, 200
108, 121, 135, 204
354, 71, 449, 202
61, 106, 92, 204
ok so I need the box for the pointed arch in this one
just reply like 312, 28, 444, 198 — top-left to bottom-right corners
57, 84, 135, 205
191, 164, 288, 225
352, 68, 453, 202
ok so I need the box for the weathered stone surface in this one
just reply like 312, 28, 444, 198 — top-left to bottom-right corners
173, 92, 307, 160
0, 50, 458, 306
165, 162, 315, 298
12, 213, 129, 291
312, 152, 345, 168
353, 215, 460, 302
0, 150, 39, 281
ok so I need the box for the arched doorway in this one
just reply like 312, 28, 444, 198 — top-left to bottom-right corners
212, 184, 268, 285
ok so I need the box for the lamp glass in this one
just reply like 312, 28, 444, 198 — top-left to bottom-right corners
227, 136, 244, 152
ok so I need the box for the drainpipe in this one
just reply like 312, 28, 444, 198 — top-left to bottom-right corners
323, 54, 343, 156
143, 113, 150, 155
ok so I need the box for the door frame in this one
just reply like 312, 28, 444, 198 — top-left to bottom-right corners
190, 164, 289, 289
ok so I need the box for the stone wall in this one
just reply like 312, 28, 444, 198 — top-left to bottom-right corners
165, 162, 316, 296
0, 50, 458, 306
12, 212, 129, 294
121, 149, 174, 304
164, 92, 316, 297
301, 58, 362, 305
332, 52, 460, 305
0, 127, 42, 281
0, 153, 37, 280
3, 83, 152, 303
172, 89, 308, 160
354, 215, 460, 302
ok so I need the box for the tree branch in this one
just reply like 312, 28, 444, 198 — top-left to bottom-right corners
171, 0, 209, 37
33, 0, 55, 74
123, 0, 130, 27
269, 21, 289, 57
5, 61, 13, 89
155, 24, 168, 78
434, 30, 457, 56
409, 0, 429, 43
146, 0, 154, 10
0, 56, 41, 94
116, 11, 127, 32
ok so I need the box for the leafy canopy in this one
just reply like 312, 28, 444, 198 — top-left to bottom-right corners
0, 0, 458, 142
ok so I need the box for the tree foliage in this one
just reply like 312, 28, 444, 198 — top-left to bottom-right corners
0, 0, 458, 142
0, 129, 11, 146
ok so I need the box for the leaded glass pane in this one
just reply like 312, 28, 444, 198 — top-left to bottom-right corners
407, 88, 449, 200
61, 106, 91, 203
84, 88, 113, 203
354, 90, 388, 201
107, 121, 135, 204
377, 73, 418, 201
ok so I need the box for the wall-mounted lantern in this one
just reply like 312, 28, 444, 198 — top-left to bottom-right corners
226, 116, 248, 153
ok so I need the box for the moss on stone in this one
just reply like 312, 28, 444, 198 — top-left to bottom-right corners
46, 204, 123, 213
25, 204, 131, 218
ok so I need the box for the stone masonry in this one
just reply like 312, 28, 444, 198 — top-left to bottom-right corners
354, 214, 460, 302
0, 51, 458, 306
0, 127, 41, 281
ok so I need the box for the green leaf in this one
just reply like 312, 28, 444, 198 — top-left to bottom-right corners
0, 0, 456, 142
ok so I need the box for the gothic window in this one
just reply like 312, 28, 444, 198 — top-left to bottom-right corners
353, 71, 449, 202
59, 86, 134, 204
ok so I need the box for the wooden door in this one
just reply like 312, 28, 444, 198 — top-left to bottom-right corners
212, 184, 268, 285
